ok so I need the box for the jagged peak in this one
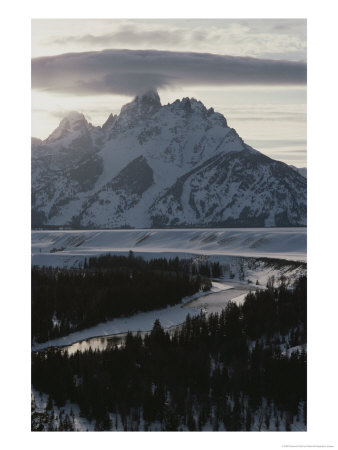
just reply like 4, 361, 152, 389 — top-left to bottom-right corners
170, 96, 207, 113
165, 96, 227, 125
45, 111, 88, 143
64, 110, 85, 121
138, 89, 161, 104
120, 89, 161, 118
56, 111, 85, 127
102, 113, 117, 131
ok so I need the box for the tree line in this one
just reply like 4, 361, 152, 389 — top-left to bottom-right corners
84, 252, 222, 278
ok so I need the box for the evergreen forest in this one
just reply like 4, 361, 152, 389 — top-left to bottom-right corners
32, 253, 222, 343
32, 275, 307, 431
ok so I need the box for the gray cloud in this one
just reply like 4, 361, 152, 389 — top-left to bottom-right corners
52, 27, 185, 48
32, 49, 306, 96
46, 20, 306, 61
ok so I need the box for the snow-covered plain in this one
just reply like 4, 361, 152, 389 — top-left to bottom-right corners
32, 227, 306, 267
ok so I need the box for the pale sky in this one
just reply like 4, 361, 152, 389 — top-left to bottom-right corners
31, 19, 306, 167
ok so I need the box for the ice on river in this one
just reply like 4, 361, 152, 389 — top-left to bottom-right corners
32, 281, 247, 352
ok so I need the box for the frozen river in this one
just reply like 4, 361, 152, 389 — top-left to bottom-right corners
32, 280, 254, 354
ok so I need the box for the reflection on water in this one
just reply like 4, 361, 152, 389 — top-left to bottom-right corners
64, 334, 127, 356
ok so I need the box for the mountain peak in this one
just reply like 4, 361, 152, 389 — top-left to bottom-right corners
59, 111, 87, 128
139, 89, 161, 104
32, 92, 306, 229
102, 113, 117, 131
45, 111, 88, 143
64, 110, 84, 120
120, 89, 161, 119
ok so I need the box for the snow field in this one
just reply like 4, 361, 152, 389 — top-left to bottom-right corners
31, 227, 307, 267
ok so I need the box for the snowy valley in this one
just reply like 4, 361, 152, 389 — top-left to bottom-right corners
31, 94, 307, 433
31, 227, 306, 351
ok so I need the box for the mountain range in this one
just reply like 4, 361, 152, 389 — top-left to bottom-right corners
31, 90, 306, 228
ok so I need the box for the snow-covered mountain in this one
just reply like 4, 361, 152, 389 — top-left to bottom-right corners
32, 90, 307, 228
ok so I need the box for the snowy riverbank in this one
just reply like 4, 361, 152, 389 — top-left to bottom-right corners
32, 280, 247, 352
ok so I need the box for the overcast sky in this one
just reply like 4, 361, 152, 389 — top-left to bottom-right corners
31, 19, 306, 167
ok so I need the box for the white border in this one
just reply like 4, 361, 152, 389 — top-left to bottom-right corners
2, 1, 337, 449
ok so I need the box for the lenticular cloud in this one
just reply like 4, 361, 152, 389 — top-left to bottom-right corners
32, 49, 306, 96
